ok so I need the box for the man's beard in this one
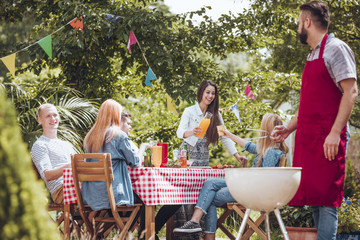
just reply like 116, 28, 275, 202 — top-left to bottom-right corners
299, 25, 308, 45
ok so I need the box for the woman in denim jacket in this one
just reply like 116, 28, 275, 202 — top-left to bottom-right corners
81, 99, 141, 211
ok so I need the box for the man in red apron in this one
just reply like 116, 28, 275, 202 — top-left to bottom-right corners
271, 1, 358, 239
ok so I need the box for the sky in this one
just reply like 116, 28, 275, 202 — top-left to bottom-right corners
163, 0, 250, 20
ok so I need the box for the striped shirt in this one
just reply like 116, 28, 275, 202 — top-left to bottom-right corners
31, 136, 75, 195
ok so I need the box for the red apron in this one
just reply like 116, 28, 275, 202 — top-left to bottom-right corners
290, 34, 347, 207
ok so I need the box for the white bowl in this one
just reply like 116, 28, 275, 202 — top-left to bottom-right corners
225, 167, 301, 213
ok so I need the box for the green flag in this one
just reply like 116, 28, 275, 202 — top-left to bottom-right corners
38, 35, 52, 59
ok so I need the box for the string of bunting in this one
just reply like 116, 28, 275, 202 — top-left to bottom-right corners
219, 82, 256, 123
1, 13, 175, 113
0, 17, 83, 78
1, 13, 257, 115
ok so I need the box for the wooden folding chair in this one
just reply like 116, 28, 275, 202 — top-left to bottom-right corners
216, 156, 287, 239
71, 153, 142, 239
32, 163, 84, 237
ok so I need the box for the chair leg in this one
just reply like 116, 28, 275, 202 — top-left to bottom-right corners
118, 206, 140, 240
217, 208, 236, 240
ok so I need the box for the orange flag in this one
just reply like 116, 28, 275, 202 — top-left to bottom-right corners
70, 16, 83, 32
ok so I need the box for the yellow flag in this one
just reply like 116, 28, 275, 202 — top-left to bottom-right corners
166, 94, 178, 114
1, 53, 16, 78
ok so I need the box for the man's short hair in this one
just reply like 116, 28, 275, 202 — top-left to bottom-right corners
300, 1, 330, 30
38, 103, 56, 117
121, 111, 131, 122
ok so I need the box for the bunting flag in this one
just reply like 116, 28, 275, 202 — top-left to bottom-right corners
230, 103, 241, 123
1, 53, 16, 78
127, 30, 137, 52
38, 35, 53, 59
166, 94, 178, 114
245, 82, 256, 100
145, 68, 156, 87
105, 14, 120, 21
70, 16, 83, 32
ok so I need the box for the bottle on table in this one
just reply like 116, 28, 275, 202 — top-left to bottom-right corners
144, 148, 151, 167
179, 144, 187, 168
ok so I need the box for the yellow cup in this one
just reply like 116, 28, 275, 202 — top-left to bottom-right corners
217, 125, 225, 136
152, 146, 162, 167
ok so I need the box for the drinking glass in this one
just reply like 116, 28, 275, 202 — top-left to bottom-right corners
152, 146, 162, 168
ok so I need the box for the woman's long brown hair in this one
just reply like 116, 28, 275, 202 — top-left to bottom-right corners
197, 80, 221, 145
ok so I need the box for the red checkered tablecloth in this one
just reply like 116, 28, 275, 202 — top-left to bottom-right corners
63, 167, 224, 205
63, 168, 78, 205
130, 167, 224, 205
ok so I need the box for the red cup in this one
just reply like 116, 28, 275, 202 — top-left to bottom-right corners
157, 143, 168, 167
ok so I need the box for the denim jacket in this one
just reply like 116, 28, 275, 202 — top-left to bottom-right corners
243, 142, 285, 167
81, 128, 139, 210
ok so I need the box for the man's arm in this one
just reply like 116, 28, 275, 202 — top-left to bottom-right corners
270, 112, 298, 142
324, 78, 358, 160
44, 164, 71, 181
32, 143, 71, 182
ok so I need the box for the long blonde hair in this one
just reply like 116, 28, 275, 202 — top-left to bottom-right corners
84, 99, 123, 153
256, 113, 289, 166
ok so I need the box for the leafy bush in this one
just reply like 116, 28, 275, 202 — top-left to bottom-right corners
0, 91, 59, 239
280, 205, 314, 228
337, 197, 360, 234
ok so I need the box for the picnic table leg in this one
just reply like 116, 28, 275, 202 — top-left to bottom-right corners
145, 205, 155, 240
64, 203, 71, 239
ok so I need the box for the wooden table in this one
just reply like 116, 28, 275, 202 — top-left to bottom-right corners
63, 167, 225, 239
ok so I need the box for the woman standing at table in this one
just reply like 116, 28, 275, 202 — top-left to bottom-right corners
81, 99, 144, 231
176, 79, 243, 165
168, 80, 243, 240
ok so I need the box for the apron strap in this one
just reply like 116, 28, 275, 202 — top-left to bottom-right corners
319, 33, 328, 59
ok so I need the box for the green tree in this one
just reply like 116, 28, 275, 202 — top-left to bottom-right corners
0, 68, 98, 151
0, 90, 59, 239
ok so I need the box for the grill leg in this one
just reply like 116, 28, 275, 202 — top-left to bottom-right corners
265, 212, 271, 240
274, 208, 290, 240
235, 208, 251, 240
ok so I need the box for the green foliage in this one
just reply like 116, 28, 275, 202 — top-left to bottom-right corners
337, 196, 360, 233
0, 90, 59, 239
1, 68, 98, 151
1, 0, 358, 162
280, 205, 314, 228
344, 159, 360, 198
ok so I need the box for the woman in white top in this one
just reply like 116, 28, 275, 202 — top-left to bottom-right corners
176, 80, 244, 166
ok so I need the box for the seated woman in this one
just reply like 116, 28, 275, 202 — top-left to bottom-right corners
81, 99, 142, 211
173, 113, 289, 240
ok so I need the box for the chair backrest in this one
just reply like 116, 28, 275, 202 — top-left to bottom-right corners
71, 153, 114, 211
71, 153, 122, 234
